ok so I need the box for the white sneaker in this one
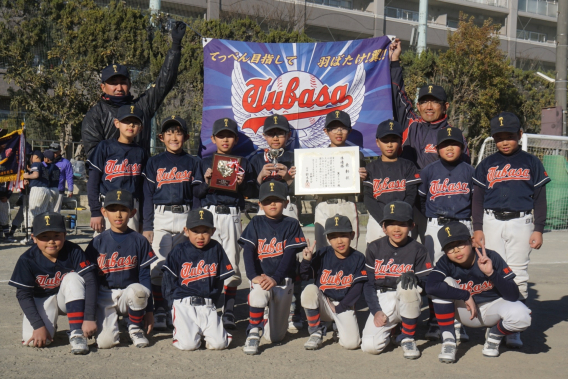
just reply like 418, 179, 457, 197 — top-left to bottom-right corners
128, 325, 149, 348
243, 332, 260, 355
454, 321, 470, 343
425, 324, 441, 341
482, 330, 502, 357
153, 309, 167, 331
400, 338, 420, 359
438, 339, 457, 363
69, 330, 89, 355
288, 315, 304, 331
505, 332, 523, 349
304, 331, 323, 350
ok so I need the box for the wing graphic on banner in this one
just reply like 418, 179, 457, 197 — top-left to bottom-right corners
231, 62, 271, 148
344, 64, 366, 127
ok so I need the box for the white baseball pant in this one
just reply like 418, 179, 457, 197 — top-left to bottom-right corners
0, 199, 10, 226
27, 187, 51, 229
171, 298, 231, 351
53, 193, 64, 213
432, 277, 531, 331
204, 205, 242, 288
150, 205, 190, 286
21, 272, 85, 345
249, 277, 293, 343
301, 284, 360, 350
257, 196, 298, 220
361, 283, 422, 354
365, 215, 386, 245
47, 187, 58, 212
314, 200, 359, 250
483, 211, 534, 300
424, 219, 472, 263
95, 283, 151, 349
94, 198, 140, 237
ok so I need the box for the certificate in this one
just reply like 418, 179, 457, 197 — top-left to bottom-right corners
210, 154, 242, 192
294, 146, 360, 195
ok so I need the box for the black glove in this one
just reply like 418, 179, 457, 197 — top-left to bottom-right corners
397, 271, 418, 290
171, 21, 186, 49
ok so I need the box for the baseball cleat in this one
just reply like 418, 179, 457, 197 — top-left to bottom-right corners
128, 325, 149, 348
482, 330, 502, 357
438, 339, 457, 363
454, 322, 470, 343
425, 324, 441, 341
288, 315, 304, 331
243, 332, 260, 355
505, 332, 523, 349
400, 338, 421, 359
153, 309, 168, 331
304, 332, 323, 350
222, 313, 237, 330
69, 330, 89, 355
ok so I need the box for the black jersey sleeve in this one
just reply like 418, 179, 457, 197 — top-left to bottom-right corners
426, 257, 470, 301
16, 288, 44, 330
486, 251, 518, 301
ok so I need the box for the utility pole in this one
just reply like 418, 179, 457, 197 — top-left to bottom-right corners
149, 0, 161, 153
417, 0, 428, 55
149, 0, 161, 15
556, 0, 567, 136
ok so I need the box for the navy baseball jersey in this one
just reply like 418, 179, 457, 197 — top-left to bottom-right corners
419, 159, 475, 219
43, 162, 61, 188
239, 215, 307, 281
473, 149, 551, 211
432, 249, 515, 304
300, 246, 366, 302
250, 149, 295, 185
85, 229, 157, 289
29, 162, 48, 188
9, 241, 96, 298
199, 154, 255, 208
87, 138, 147, 198
162, 240, 235, 301
365, 237, 432, 289
363, 158, 421, 222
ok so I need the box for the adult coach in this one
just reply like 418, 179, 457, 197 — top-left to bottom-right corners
81, 22, 186, 157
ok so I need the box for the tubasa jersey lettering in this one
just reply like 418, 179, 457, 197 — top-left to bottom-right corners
180, 261, 218, 285
257, 237, 287, 261
374, 258, 413, 278
104, 159, 142, 181
372, 178, 406, 198
36, 271, 67, 289
156, 167, 192, 189
97, 252, 138, 274
487, 164, 530, 189
319, 269, 353, 291
456, 278, 494, 295
428, 178, 470, 200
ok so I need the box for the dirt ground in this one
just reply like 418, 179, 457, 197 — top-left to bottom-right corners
1, 228, 567, 379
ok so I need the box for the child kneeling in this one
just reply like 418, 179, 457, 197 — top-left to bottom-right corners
426, 222, 531, 363
162, 209, 234, 350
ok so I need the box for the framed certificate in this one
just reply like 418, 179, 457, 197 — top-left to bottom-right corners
210, 154, 242, 192
294, 146, 361, 195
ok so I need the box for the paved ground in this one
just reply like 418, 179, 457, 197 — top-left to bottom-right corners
0, 228, 567, 378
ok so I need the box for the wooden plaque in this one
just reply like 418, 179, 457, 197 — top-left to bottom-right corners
210, 154, 242, 192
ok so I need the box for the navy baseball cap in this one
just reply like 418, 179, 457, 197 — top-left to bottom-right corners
490, 112, 521, 136
103, 189, 134, 210
259, 180, 288, 201
116, 105, 143, 123
263, 114, 290, 133
160, 115, 188, 134
33, 212, 66, 236
49, 142, 61, 152
32, 150, 44, 161
437, 127, 464, 146
380, 201, 413, 225
324, 214, 353, 235
43, 150, 55, 161
101, 64, 130, 83
376, 119, 403, 139
325, 110, 351, 129
212, 118, 239, 137
437, 221, 471, 250
186, 209, 215, 230
418, 84, 447, 103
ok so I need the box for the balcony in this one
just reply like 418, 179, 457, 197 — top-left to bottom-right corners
307, 0, 353, 10
461, 0, 508, 8
385, 6, 419, 22
518, 0, 558, 18
516, 29, 555, 43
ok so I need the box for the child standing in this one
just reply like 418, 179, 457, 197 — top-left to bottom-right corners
23, 151, 51, 237
43, 150, 61, 212
162, 209, 234, 350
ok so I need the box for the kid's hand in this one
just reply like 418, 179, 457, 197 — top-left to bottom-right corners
260, 274, 277, 291
27, 326, 52, 348
373, 311, 388, 327
472, 230, 485, 249
90, 216, 104, 233
144, 312, 154, 334
302, 239, 316, 261
529, 231, 543, 249
476, 246, 494, 277
284, 166, 296, 182
82, 320, 97, 338
465, 295, 477, 320
236, 172, 244, 185
389, 38, 402, 62
359, 167, 367, 181
204, 168, 212, 185
143, 231, 154, 244
251, 275, 264, 285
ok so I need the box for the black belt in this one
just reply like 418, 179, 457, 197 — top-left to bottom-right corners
163, 205, 188, 213
376, 286, 396, 293
488, 210, 532, 221
428, 217, 468, 225
188, 296, 211, 306
215, 205, 233, 214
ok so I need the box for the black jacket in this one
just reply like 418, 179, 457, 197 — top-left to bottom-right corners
81, 47, 181, 158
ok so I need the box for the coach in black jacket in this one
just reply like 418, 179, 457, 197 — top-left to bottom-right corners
81, 22, 186, 157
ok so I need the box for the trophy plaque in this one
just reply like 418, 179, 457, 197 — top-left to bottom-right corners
210, 154, 242, 192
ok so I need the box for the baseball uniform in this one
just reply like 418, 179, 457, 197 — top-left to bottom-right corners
85, 228, 157, 348
43, 159, 60, 212
162, 239, 234, 351
27, 161, 51, 230
300, 246, 366, 350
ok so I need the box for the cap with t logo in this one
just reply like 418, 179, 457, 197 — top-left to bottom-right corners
186, 209, 215, 229
418, 84, 447, 102
103, 189, 134, 209
212, 118, 239, 137
324, 214, 353, 235
325, 110, 351, 129
263, 114, 290, 133
259, 180, 288, 201
437, 126, 464, 146
101, 64, 130, 83
33, 212, 66, 236
437, 221, 471, 250
490, 112, 521, 136
160, 115, 188, 134
116, 105, 143, 124
380, 201, 414, 225
376, 119, 403, 139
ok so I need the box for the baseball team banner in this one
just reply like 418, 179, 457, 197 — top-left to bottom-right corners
201, 36, 393, 157
0, 128, 26, 189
